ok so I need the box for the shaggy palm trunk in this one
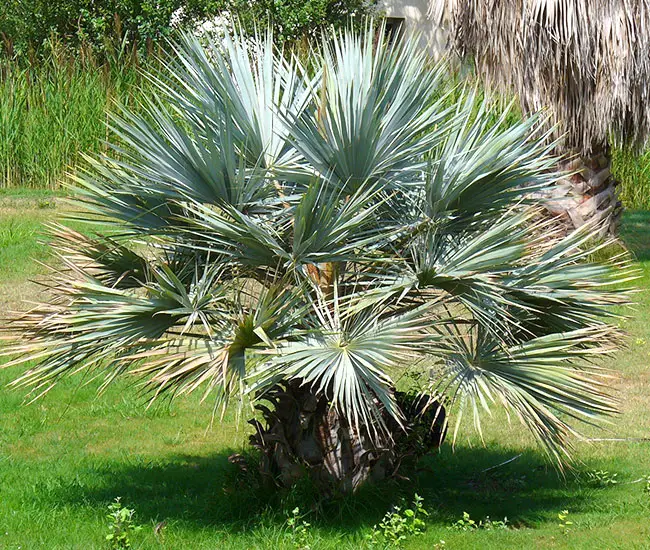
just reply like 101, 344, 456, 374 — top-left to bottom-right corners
248, 381, 446, 493
545, 144, 622, 236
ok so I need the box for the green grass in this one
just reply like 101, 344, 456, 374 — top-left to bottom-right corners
0, 194, 84, 308
1, 199, 650, 548
613, 148, 650, 211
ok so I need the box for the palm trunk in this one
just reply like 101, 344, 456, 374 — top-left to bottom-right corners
248, 381, 446, 493
545, 144, 622, 236
248, 261, 447, 493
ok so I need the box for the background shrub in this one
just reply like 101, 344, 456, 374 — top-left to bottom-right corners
1, 0, 206, 60
0, 0, 376, 63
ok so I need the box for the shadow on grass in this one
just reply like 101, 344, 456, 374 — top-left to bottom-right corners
56, 444, 595, 534
621, 210, 650, 261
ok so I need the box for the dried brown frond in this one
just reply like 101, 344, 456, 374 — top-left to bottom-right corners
432, 0, 650, 153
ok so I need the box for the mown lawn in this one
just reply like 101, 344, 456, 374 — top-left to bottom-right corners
0, 195, 649, 549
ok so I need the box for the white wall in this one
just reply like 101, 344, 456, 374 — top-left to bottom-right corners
380, 0, 448, 60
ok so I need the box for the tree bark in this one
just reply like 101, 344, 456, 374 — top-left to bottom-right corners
248, 381, 446, 493
544, 144, 622, 237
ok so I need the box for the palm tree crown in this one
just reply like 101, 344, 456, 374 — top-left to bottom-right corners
4, 25, 635, 465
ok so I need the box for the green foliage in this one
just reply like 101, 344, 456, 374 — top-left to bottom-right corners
105, 497, 142, 549
0, 0, 376, 63
226, 0, 374, 43
0, 0, 376, 189
451, 511, 508, 532
367, 494, 428, 547
0, 0, 202, 60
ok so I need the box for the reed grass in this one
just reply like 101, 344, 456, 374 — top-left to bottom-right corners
0, 38, 145, 190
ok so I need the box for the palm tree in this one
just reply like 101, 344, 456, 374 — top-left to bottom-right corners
4, 25, 634, 492
430, 1, 650, 235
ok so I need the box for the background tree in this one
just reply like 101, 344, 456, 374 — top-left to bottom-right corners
3, 26, 634, 492
431, 1, 650, 235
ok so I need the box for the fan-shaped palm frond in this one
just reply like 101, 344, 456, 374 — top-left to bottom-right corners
287, 22, 451, 193
248, 295, 444, 436
428, 324, 621, 463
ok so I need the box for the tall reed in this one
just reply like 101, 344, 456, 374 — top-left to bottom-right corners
0, 37, 145, 190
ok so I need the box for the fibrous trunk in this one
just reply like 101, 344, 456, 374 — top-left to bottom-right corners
545, 144, 622, 236
248, 381, 446, 493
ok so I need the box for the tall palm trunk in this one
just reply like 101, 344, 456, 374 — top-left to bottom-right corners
248, 381, 447, 493
545, 144, 622, 236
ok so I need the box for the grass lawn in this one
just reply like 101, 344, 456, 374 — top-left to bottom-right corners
1, 195, 649, 549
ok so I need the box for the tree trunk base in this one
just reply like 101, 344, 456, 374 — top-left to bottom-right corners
543, 145, 622, 237
248, 382, 446, 493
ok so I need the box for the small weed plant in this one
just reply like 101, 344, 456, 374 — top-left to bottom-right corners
367, 493, 428, 548
558, 509, 573, 535
451, 511, 509, 531
585, 470, 618, 487
105, 497, 142, 550
286, 507, 312, 550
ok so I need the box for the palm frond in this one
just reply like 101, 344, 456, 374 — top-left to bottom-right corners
176, 200, 291, 267
291, 180, 397, 267
46, 223, 149, 289
3, 260, 230, 397
127, 283, 306, 407
249, 298, 440, 435
157, 30, 313, 168
503, 220, 638, 336
429, 324, 620, 463
425, 93, 558, 218
286, 22, 451, 193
